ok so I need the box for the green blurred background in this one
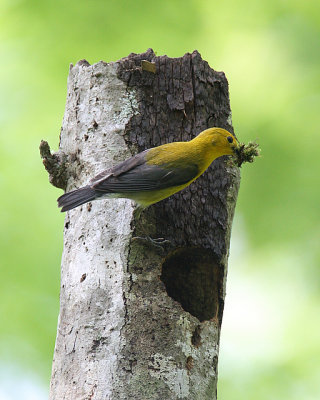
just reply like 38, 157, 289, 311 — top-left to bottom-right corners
0, 0, 319, 398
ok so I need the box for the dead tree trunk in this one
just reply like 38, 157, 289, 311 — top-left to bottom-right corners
41, 49, 240, 400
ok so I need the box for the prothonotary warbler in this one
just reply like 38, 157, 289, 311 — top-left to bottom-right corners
57, 127, 238, 212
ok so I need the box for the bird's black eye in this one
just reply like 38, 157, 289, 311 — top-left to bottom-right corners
227, 136, 233, 143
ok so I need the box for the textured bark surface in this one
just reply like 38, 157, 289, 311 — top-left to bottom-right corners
45, 49, 240, 400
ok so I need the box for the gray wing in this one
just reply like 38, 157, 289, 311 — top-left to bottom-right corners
91, 151, 198, 193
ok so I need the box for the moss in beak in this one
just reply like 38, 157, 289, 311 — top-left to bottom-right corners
230, 140, 261, 167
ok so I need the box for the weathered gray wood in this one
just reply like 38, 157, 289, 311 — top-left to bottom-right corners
43, 49, 240, 400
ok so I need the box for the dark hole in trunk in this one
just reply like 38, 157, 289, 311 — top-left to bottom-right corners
161, 248, 221, 322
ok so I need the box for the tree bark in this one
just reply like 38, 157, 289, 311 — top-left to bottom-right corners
42, 49, 240, 400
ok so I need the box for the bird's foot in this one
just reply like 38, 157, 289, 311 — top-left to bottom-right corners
132, 236, 172, 250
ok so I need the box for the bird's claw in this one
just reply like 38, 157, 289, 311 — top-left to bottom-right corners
132, 236, 172, 250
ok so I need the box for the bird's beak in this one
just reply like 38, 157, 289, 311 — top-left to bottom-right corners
232, 137, 240, 153
231, 142, 239, 153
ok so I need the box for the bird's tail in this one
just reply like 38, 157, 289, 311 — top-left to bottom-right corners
57, 186, 96, 212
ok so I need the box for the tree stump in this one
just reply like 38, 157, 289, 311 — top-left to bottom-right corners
41, 49, 240, 400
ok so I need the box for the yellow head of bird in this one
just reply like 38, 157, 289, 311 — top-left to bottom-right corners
193, 127, 239, 155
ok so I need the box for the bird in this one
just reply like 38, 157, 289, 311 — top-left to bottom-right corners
57, 127, 238, 212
